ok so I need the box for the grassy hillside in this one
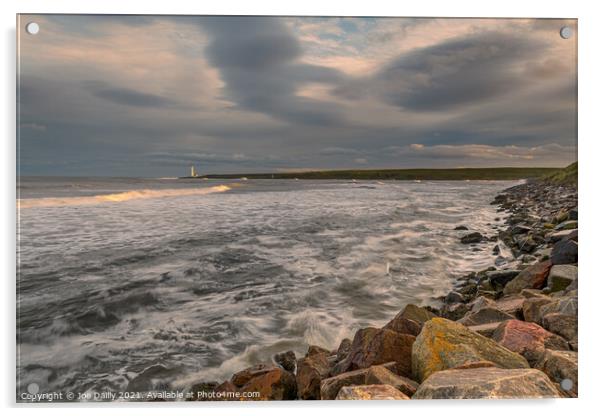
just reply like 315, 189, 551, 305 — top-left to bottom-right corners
542, 162, 577, 185
199, 167, 561, 181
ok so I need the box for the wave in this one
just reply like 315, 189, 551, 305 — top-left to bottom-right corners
18, 185, 232, 208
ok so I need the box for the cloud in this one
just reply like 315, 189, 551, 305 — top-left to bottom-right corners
84, 82, 175, 108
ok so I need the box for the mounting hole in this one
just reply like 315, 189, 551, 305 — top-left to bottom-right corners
560, 26, 572, 39
26, 22, 40, 35
560, 378, 574, 391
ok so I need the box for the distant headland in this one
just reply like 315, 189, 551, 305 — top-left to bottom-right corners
179, 166, 567, 181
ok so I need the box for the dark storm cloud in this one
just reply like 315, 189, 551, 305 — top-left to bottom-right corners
336, 32, 549, 111
200, 16, 348, 126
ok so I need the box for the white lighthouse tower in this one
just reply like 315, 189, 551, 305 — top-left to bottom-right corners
190, 165, 198, 177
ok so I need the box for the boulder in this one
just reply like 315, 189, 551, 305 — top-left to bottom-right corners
321, 365, 393, 400
457, 307, 514, 326
467, 322, 504, 337
444, 291, 464, 304
412, 318, 529, 382
187, 381, 218, 401
412, 367, 560, 399
461, 232, 484, 244
494, 295, 525, 318
238, 365, 297, 400
454, 225, 468, 230
536, 349, 578, 397
520, 288, 547, 299
296, 351, 330, 399
539, 295, 577, 318
333, 327, 415, 377
365, 365, 419, 397
486, 270, 520, 290
523, 296, 554, 323
335, 338, 352, 362
503, 260, 552, 295
491, 320, 570, 365
382, 314, 421, 336
231, 364, 274, 388
548, 229, 576, 243
336, 384, 410, 400
306, 345, 330, 357
550, 240, 578, 265
554, 220, 577, 231
547, 265, 577, 292
274, 350, 296, 372
441, 302, 470, 321
541, 313, 578, 341
395, 304, 437, 325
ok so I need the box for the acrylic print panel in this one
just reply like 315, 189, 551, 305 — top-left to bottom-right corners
16, 15, 577, 402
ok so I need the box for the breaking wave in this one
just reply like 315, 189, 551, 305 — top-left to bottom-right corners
18, 185, 232, 208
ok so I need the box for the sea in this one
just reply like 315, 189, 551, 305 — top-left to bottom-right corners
16, 176, 516, 399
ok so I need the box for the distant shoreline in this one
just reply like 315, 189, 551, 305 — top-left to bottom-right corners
180, 167, 560, 181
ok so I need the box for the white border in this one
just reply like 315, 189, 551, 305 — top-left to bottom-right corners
2, 1, 600, 415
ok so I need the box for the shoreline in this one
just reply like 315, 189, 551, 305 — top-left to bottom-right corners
184, 177, 577, 401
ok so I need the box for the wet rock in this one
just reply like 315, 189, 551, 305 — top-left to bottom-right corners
395, 304, 437, 325
503, 260, 552, 295
335, 338, 352, 362
238, 365, 297, 400
536, 349, 578, 397
486, 270, 520, 291
511, 225, 531, 235
296, 351, 330, 399
274, 351, 296, 372
321, 367, 373, 400
568, 209, 578, 220
127, 364, 174, 392
492, 245, 500, 255
523, 296, 554, 324
444, 291, 464, 304
466, 322, 504, 337
542, 313, 577, 341
441, 302, 470, 321
461, 232, 483, 244
491, 320, 569, 365
554, 220, 577, 231
547, 265, 577, 292
412, 367, 559, 399
306, 345, 330, 357
550, 239, 578, 265
382, 314, 421, 336
548, 229, 577, 243
457, 307, 514, 326
333, 327, 415, 378
454, 225, 468, 230
365, 365, 419, 397
412, 318, 529, 382
336, 384, 410, 400
231, 363, 275, 387
187, 381, 218, 401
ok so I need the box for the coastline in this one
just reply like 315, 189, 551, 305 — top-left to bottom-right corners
184, 176, 578, 401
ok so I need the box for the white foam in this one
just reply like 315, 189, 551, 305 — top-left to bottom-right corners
18, 185, 232, 208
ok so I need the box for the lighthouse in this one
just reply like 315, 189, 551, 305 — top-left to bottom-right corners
190, 165, 198, 177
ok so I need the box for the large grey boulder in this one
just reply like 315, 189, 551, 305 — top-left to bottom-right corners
412, 367, 560, 399
547, 265, 577, 292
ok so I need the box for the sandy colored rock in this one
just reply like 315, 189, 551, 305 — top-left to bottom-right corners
334, 327, 415, 377
457, 307, 514, 326
412, 318, 529, 382
239, 366, 297, 400
523, 296, 553, 323
397, 304, 437, 325
547, 265, 577, 292
536, 349, 578, 397
296, 351, 330, 399
320, 367, 370, 400
412, 367, 560, 399
504, 260, 552, 295
383, 314, 421, 336
231, 364, 273, 387
365, 365, 419, 397
542, 313, 577, 341
336, 384, 410, 400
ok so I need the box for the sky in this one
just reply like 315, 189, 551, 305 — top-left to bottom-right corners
18, 15, 577, 177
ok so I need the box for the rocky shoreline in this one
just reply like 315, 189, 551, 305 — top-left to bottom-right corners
186, 179, 578, 401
